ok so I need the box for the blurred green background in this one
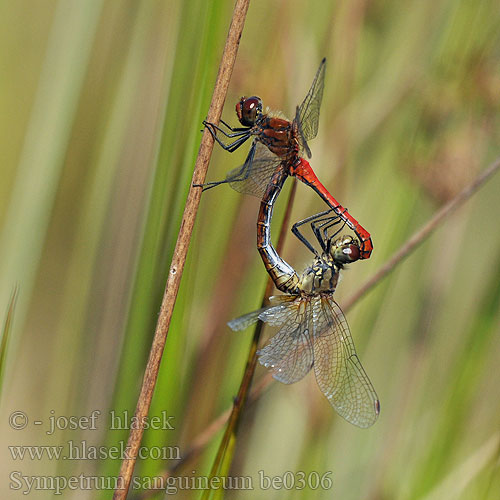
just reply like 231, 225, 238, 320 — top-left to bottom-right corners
1, 0, 500, 498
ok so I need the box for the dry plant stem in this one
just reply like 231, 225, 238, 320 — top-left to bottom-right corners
205, 180, 298, 486
141, 156, 500, 491
138, 375, 273, 500
343, 155, 500, 312
0, 287, 19, 388
112, 1, 251, 498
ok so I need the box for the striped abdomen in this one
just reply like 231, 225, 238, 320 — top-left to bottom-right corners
257, 164, 300, 294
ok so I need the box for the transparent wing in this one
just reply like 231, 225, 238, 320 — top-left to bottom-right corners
257, 296, 314, 384
296, 58, 326, 153
312, 296, 380, 428
226, 141, 282, 198
227, 307, 269, 332
227, 296, 295, 332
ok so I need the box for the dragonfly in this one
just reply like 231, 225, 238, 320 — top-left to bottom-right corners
197, 58, 373, 260
229, 210, 380, 428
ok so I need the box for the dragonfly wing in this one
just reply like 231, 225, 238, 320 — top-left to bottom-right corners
228, 306, 270, 331
312, 296, 379, 428
297, 58, 326, 151
227, 296, 295, 332
257, 296, 314, 384
228, 295, 295, 331
226, 142, 282, 198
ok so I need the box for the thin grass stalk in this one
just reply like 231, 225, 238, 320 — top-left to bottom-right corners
0, 288, 18, 396
112, 1, 251, 497
343, 155, 500, 312
180, 199, 258, 442
202, 181, 297, 499
138, 154, 500, 495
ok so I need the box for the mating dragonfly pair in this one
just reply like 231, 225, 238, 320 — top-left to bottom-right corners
196, 59, 379, 428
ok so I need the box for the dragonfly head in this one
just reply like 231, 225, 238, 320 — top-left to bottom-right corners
236, 96, 263, 126
330, 236, 360, 266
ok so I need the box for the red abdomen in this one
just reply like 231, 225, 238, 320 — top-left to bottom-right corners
290, 158, 373, 259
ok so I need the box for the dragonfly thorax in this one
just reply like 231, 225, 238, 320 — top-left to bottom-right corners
299, 256, 340, 294
298, 236, 360, 294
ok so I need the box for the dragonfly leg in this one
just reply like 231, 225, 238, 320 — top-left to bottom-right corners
292, 209, 352, 255
291, 209, 335, 255
318, 205, 373, 259
217, 119, 250, 133
205, 123, 251, 152
312, 216, 346, 254
203, 120, 250, 138
226, 142, 256, 182
193, 141, 256, 191
291, 224, 319, 256
194, 180, 229, 192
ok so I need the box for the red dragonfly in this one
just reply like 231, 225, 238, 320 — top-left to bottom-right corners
230, 209, 380, 428
198, 58, 373, 260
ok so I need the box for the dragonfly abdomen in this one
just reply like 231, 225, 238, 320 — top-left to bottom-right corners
257, 165, 300, 294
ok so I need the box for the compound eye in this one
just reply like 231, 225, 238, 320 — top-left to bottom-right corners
333, 243, 360, 264
236, 96, 262, 126
343, 244, 360, 262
